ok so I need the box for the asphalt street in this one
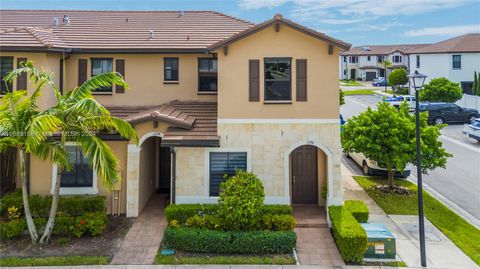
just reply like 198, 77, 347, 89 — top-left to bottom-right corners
341, 94, 480, 223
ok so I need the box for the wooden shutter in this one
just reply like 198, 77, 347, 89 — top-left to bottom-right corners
296, 59, 307, 101
249, 59, 260, 101
16, 58, 27, 90
78, 59, 87, 86
115, 59, 125, 93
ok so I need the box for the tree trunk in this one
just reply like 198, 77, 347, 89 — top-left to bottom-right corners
39, 167, 61, 244
19, 149, 38, 243
387, 169, 395, 188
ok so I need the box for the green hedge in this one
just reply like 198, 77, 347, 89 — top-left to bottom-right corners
163, 226, 296, 254
0, 190, 105, 217
185, 213, 296, 231
0, 212, 108, 240
344, 200, 369, 223
328, 206, 368, 263
165, 204, 292, 223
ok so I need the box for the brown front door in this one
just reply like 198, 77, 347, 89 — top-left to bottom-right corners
291, 145, 318, 204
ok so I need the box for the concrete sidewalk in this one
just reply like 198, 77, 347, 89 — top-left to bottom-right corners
1, 265, 457, 269
341, 165, 478, 269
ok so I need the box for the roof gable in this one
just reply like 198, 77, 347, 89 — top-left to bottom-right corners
409, 33, 480, 54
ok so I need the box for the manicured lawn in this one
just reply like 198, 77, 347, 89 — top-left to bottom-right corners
343, 89, 375, 96
154, 252, 296, 265
340, 79, 363, 86
0, 256, 109, 267
354, 176, 480, 265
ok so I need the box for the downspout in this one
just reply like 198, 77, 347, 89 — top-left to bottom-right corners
170, 147, 176, 204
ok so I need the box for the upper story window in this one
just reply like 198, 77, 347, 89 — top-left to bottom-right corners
0, 57, 13, 95
392, 55, 402, 63
60, 146, 93, 188
264, 58, 291, 101
452, 55, 461, 69
91, 58, 113, 93
164, 58, 179, 82
209, 152, 247, 196
416, 55, 420, 68
343, 56, 347, 62
377, 55, 384, 62
367, 56, 371, 61
198, 58, 217, 93
349, 56, 358, 63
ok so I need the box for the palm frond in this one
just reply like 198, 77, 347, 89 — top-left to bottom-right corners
65, 98, 110, 117
25, 114, 63, 152
72, 72, 127, 100
32, 141, 72, 171
0, 137, 21, 152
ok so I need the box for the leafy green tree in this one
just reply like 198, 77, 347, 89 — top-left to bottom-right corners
473, 71, 479, 96
342, 101, 451, 187
340, 89, 345, 106
0, 62, 138, 244
388, 69, 408, 91
419, 77, 463, 102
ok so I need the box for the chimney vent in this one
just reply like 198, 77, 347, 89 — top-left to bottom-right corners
149, 30, 155, 39
179, 10, 184, 17
63, 15, 70, 25
53, 17, 59, 26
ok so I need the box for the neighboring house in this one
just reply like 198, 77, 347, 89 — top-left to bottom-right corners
340, 44, 429, 81
408, 33, 480, 95
0, 10, 350, 217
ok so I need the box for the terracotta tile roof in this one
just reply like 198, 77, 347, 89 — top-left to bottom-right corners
107, 101, 219, 146
0, 10, 254, 51
209, 13, 351, 51
341, 44, 430, 56
408, 33, 480, 54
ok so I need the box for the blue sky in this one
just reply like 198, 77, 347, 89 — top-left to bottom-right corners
1, 0, 479, 46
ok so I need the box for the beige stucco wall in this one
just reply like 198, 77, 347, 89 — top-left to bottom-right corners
175, 123, 342, 205
216, 24, 342, 119
0, 52, 61, 109
27, 140, 128, 214
64, 53, 217, 106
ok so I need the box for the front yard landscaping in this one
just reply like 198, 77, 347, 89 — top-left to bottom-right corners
340, 79, 364, 86
0, 256, 109, 267
354, 176, 480, 265
154, 252, 295, 265
343, 89, 375, 95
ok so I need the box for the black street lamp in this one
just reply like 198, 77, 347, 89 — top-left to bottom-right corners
408, 70, 427, 267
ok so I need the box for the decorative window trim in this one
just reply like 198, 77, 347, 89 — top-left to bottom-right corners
204, 148, 251, 198
452, 55, 461, 70
50, 143, 98, 195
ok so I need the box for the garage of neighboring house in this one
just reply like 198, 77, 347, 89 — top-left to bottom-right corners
360, 66, 379, 81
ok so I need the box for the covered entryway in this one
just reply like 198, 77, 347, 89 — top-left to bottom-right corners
291, 145, 318, 204
350, 69, 356, 80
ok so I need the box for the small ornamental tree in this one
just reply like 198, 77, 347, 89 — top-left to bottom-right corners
218, 170, 265, 231
419, 77, 463, 102
388, 69, 408, 91
342, 101, 451, 187
473, 71, 479, 96
340, 89, 345, 106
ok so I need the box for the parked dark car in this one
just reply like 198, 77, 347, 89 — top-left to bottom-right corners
373, 77, 388, 86
418, 102, 478, 125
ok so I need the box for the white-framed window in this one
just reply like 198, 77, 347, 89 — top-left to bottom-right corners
452, 55, 461, 69
349, 56, 358, 63
416, 55, 420, 68
205, 148, 251, 197
393, 55, 402, 63
51, 144, 98, 195
367, 56, 371, 61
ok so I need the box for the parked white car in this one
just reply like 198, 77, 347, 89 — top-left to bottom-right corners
463, 118, 480, 142
385, 95, 416, 110
346, 151, 412, 177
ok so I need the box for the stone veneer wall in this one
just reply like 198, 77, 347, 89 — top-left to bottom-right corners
175, 123, 342, 205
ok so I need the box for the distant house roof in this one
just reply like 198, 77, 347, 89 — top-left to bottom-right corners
408, 33, 480, 54
107, 101, 219, 147
341, 44, 430, 56
209, 13, 351, 51
0, 10, 350, 53
0, 10, 254, 52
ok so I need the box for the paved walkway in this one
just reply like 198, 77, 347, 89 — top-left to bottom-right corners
342, 164, 478, 269
111, 194, 167, 265
293, 205, 345, 266
1, 265, 453, 269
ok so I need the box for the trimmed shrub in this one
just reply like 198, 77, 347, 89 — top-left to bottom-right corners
0, 219, 26, 239
165, 204, 292, 224
329, 206, 368, 263
218, 170, 265, 231
0, 190, 105, 217
262, 214, 296, 231
163, 226, 296, 254
344, 200, 369, 223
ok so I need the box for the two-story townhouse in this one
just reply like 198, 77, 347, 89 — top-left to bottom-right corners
340, 44, 429, 81
408, 33, 480, 95
0, 10, 350, 217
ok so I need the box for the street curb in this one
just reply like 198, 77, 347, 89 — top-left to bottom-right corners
407, 175, 480, 229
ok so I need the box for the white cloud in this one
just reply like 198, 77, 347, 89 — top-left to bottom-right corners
404, 24, 480, 37
319, 18, 366, 25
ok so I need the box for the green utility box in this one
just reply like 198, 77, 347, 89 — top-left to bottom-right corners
361, 223, 396, 259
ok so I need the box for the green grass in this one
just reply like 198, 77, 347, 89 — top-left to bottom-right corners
354, 176, 480, 265
340, 79, 363, 86
154, 252, 296, 265
364, 260, 407, 267
343, 89, 375, 96
0, 256, 109, 267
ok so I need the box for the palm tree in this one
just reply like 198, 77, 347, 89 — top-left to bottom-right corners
381, 59, 392, 92
0, 61, 138, 244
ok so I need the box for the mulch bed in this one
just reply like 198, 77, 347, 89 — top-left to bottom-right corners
372, 185, 412, 195
0, 216, 132, 259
